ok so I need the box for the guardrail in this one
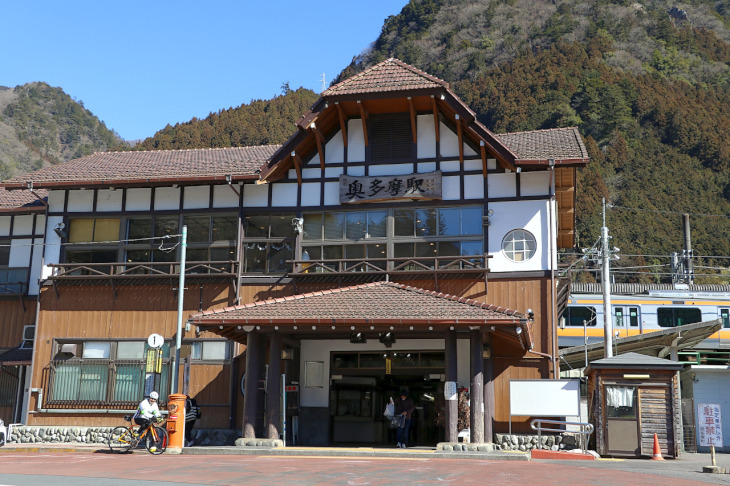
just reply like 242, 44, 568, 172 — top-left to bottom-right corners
530, 418, 594, 454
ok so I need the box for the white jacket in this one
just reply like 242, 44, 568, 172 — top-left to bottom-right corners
134, 399, 162, 420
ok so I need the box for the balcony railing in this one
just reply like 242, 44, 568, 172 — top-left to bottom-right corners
46, 261, 239, 285
287, 255, 490, 281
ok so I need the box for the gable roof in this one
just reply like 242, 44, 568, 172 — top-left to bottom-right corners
586, 351, 684, 371
191, 281, 532, 348
323, 58, 449, 97
497, 127, 589, 165
1, 146, 279, 190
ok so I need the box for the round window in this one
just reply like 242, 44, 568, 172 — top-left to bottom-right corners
502, 229, 537, 262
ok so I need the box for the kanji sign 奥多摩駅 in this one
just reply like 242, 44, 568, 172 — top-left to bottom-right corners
340, 171, 442, 204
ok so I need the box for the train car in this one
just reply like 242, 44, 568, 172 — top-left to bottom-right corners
559, 283, 730, 349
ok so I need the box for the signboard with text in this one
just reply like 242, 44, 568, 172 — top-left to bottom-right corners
340, 171, 442, 204
698, 403, 723, 447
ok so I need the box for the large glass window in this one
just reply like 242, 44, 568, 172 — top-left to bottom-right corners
242, 214, 295, 274
562, 306, 597, 327
657, 307, 702, 327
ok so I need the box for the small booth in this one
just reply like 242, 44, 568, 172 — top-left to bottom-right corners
585, 352, 683, 458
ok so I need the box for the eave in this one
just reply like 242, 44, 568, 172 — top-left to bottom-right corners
1, 173, 259, 191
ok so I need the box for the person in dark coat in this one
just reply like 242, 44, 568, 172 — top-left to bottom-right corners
185, 396, 201, 446
394, 389, 415, 448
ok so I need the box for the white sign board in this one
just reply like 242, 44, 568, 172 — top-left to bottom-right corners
147, 333, 164, 348
509, 379, 580, 416
444, 381, 457, 401
698, 403, 723, 447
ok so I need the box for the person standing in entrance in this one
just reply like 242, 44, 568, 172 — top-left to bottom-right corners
185, 395, 202, 446
394, 389, 414, 448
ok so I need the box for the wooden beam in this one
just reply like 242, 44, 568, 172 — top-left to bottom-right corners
335, 102, 348, 147
291, 151, 302, 185
358, 100, 369, 146
408, 97, 417, 143
480, 141, 487, 177
431, 95, 440, 143
456, 114, 464, 164
310, 123, 325, 169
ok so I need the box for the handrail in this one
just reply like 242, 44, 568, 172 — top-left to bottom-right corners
46, 261, 238, 279
288, 255, 490, 275
530, 418, 594, 454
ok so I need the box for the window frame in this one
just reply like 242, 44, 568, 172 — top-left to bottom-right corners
501, 229, 537, 263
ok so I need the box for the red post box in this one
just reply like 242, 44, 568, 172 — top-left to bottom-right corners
166, 393, 187, 451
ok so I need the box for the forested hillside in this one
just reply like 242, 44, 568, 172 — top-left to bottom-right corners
336, 0, 730, 283
0, 82, 125, 180
134, 86, 319, 151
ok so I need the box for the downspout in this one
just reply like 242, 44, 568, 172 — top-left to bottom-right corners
548, 159, 558, 378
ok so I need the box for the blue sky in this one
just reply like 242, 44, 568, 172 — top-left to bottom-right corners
1, 1, 407, 141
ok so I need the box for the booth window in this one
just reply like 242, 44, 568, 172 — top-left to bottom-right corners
605, 386, 636, 419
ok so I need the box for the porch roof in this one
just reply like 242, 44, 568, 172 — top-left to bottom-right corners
190, 281, 532, 348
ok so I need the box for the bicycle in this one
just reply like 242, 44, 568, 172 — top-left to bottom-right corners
108, 414, 168, 455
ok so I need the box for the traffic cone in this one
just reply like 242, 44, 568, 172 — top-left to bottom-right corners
651, 433, 664, 460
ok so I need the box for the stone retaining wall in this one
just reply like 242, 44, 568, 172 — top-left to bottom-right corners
6, 426, 238, 446
494, 433, 582, 451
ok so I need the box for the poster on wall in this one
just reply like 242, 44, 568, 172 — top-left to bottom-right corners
698, 403, 723, 447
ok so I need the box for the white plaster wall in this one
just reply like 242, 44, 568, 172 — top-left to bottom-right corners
464, 144, 477, 157
9, 239, 31, 268
440, 161, 460, 173
488, 199, 554, 273
301, 183, 321, 207
488, 173, 517, 198
442, 176, 461, 201
692, 366, 730, 450
183, 186, 211, 209
12, 215, 34, 235
488, 158, 497, 170
288, 169, 298, 180
125, 188, 151, 211
348, 119, 365, 162
418, 162, 437, 173
302, 168, 320, 179
346, 165, 365, 176
47, 191, 65, 212
242, 184, 269, 207
96, 189, 123, 212
0, 217, 10, 236
417, 114, 436, 159
67, 190, 94, 212
521, 171, 551, 197
271, 183, 298, 207
464, 175, 484, 200
213, 184, 240, 208
323, 182, 339, 206
42, 216, 64, 276
325, 167, 343, 178
35, 215, 46, 235
368, 164, 414, 177
326, 130, 345, 164
464, 159, 481, 171
154, 187, 181, 210
440, 122, 459, 157
28, 237, 44, 295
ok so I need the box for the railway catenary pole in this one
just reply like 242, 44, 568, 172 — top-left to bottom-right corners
601, 200, 613, 358
171, 225, 188, 395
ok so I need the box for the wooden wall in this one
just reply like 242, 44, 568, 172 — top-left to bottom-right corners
0, 298, 37, 351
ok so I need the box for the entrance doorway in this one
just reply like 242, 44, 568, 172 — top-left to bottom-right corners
330, 373, 444, 446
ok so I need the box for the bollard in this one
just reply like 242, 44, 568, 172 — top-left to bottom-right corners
166, 393, 187, 453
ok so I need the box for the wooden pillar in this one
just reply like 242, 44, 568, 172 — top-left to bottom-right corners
243, 331, 263, 438
266, 333, 282, 440
445, 329, 458, 442
483, 333, 495, 443
470, 329, 484, 443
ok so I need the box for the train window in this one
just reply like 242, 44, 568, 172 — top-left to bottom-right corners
629, 307, 639, 327
657, 307, 702, 327
614, 308, 624, 327
564, 306, 596, 326
721, 309, 730, 328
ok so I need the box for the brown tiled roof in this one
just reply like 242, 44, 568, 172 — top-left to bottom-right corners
322, 58, 449, 97
191, 281, 523, 324
0, 188, 47, 212
496, 127, 589, 163
1, 146, 280, 189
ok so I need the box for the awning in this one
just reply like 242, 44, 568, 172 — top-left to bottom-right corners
0, 345, 33, 366
559, 319, 723, 370
190, 281, 533, 349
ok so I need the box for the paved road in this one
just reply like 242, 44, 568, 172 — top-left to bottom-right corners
0, 452, 728, 486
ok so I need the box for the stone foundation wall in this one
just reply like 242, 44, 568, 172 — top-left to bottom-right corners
6, 426, 238, 446
494, 433, 583, 451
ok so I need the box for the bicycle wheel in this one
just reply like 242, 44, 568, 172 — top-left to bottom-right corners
145, 426, 168, 454
108, 426, 134, 453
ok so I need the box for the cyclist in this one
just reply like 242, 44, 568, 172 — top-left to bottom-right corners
134, 391, 163, 435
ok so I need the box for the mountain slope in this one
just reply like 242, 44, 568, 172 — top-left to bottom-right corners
0, 82, 125, 180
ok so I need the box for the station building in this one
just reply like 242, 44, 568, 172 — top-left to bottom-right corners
0, 59, 588, 445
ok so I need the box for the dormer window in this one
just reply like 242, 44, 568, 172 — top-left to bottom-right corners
369, 113, 413, 161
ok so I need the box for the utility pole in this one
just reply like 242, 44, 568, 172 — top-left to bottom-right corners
171, 225, 187, 395
601, 199, 613, 358
682, 213, 693, 285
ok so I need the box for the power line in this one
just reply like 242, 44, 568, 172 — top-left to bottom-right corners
608, 204, 730, 219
